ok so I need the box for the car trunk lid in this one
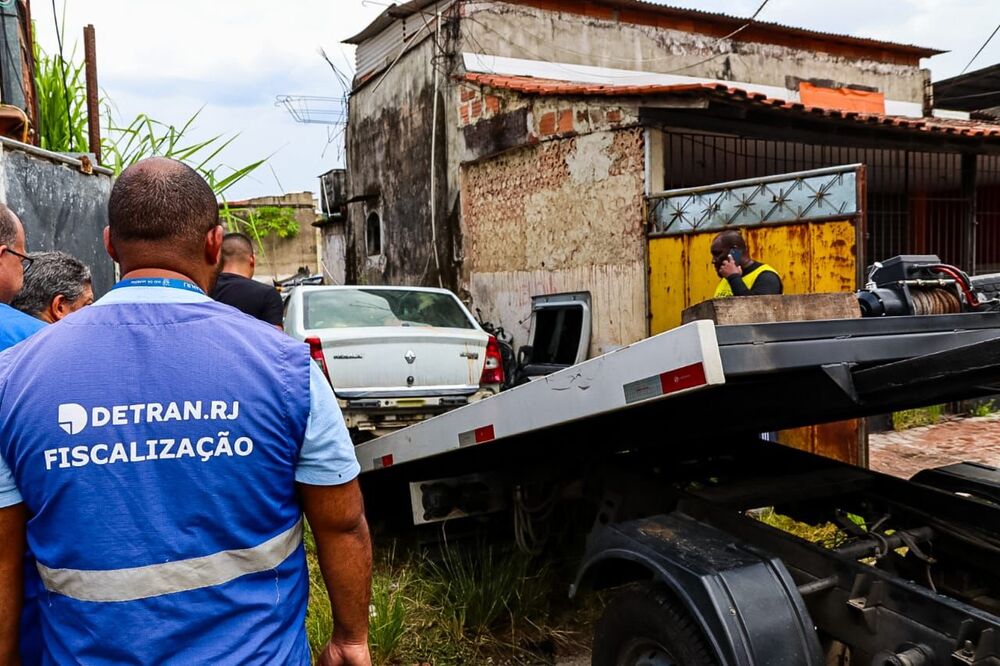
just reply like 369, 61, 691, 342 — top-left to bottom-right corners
317, 327, 488, 397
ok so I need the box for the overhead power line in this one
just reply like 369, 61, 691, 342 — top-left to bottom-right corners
961, 21, 1000, 75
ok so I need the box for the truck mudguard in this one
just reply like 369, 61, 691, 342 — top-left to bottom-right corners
573, 512, 823, 666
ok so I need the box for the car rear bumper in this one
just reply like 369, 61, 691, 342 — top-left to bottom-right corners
341, 387, 500, 437
335, 385, 480, 399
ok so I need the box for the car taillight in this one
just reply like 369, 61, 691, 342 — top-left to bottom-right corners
305, 337, 331, 384
480, 335, 504, 386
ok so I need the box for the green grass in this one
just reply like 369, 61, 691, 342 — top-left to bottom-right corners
971, 400, 995, 418
892, 404, 944, 431
423, 541, 548, 641
303, 527, 334, 660
753, 507, 847, 549
304, 531, 590, 665
33, 43, 88, 153
369, 576, 407, 663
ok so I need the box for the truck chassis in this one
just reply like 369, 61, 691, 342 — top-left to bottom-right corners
358, 314, 1000, 665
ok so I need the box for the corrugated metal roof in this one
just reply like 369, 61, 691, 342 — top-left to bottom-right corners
559, 0, 942, 57
934, 63, 1000, 112
346, 0, 943, 59
462, 73, 1000, 139
345, 0, 440, 44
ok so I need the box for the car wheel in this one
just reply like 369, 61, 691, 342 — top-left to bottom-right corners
592, 583, 717, 666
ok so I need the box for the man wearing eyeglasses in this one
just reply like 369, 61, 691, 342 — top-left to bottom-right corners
0, 204, 45, 666
0, 204, 43, 352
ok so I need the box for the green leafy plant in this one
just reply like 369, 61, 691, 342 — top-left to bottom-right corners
33, 43, 87, 152
223, 205, 299, 240
220, 205, 300, 259
304, 534, 413, 666
971, 400, 995, 418
368, 565, 409, 664
423, 543, 547, 640
892, 405, 944, 431
33, 26, 266, 198
102, 107, 265, 198
304, 533, 588, 665
753, 507, 847, 549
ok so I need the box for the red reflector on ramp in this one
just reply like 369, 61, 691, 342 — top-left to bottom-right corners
659, 363, 707, 394
458, 424, 496, 447
623, 362, 707, 404
373, 454, 394, 469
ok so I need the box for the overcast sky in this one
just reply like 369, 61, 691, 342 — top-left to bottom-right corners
27, 1, 1000, 201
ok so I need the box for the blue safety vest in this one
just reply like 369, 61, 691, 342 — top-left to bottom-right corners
0, 289, 313, 664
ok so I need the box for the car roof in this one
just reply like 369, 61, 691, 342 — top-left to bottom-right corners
294, 285, 459, 296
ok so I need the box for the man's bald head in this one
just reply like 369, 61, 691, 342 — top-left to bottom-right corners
713, 230, 747, 252
0, 203, 20, 248
710, 229, 752, 269
222, 233, 253, 261
108, 157, 219, 250
0, 203, 26, 303
220, 232, 257, 278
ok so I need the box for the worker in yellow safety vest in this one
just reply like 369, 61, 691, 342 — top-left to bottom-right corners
711, 230, 783, 298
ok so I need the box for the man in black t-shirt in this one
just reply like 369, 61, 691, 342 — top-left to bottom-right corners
710, 230, 783, 298
211, 233, 284, 328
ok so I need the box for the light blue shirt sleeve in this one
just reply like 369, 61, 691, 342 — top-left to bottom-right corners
0, 454, 22, 508
295, 361, 361, 485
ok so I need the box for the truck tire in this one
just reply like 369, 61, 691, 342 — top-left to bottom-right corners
592, 583, 717, 666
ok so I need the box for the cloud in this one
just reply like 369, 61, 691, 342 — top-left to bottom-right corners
30, 0, 383, 199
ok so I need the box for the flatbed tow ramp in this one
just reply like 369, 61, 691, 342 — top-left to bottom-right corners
358, 313, 1000, 666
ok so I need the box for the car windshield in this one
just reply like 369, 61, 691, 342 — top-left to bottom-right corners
304, 289, 475, 330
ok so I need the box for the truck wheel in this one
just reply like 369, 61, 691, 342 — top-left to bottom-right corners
592, 583, 717, 666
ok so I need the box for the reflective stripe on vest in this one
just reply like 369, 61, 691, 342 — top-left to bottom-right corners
714, 263, 779, 298
36, 518, 303, 603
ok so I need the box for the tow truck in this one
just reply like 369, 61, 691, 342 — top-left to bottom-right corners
353, 161, 1000, 664
355, 300, 1000, 665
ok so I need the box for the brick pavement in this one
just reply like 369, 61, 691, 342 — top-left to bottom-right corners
869, 413, 1000, 478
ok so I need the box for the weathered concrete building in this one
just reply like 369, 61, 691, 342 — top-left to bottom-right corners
342, 0, 1000, 354
317, 168, 348, 285
224, 192, 323, 283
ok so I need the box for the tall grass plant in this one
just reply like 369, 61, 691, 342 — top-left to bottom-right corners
33, 43, 87, 152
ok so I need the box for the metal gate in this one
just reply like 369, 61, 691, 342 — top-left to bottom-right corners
647, 164, 864, 334
658, 131, 1000, 273
646, 164, 867, 466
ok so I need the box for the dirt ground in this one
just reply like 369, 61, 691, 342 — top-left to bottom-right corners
869, 413, 1000, 478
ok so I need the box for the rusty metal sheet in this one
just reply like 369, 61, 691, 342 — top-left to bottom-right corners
648, 221, 859, 334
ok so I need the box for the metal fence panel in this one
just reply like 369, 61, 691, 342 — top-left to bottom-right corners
649, 165, 860, 236
657, 131, 997, 271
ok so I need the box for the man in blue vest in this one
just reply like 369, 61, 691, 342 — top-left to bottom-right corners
0, 204, 45, 350
0, 204, 47, 666
0, 157, 372, 665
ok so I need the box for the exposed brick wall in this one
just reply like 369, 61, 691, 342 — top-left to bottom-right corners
460, 127, 648, 354
456, 82, 516, 128
462, 128, 644, 272
456, 80, 638, 145
532, 103, 635, 140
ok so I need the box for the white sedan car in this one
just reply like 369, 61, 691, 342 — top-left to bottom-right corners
284, 285, 503, 440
